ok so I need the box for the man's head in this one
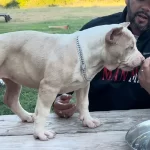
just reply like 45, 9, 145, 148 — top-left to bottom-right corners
103, 22, 145, 71
125, 0, 150, 35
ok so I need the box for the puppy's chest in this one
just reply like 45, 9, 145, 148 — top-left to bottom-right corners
60, 57, 90, 93
59, 78, 89, 94
71, 79, 88, 88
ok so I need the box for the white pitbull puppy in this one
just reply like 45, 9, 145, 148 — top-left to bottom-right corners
0, 22, 144, 140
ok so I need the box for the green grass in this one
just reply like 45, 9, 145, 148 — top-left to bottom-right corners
0, 18, 89, 34
0, 86, 37, 115
0, 6, 124, 115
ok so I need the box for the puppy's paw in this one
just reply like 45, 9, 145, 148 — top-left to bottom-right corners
82, 117, 101, 128
34, 130, 56, 141
21, 113, 35, 123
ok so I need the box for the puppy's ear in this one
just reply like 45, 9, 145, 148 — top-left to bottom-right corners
120, 22, 130, 28
105, 27, 123, 44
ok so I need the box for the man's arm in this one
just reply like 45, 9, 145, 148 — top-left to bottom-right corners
138, 57, 150, 94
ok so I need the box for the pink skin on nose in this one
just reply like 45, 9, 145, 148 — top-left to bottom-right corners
130, 54, 145, 67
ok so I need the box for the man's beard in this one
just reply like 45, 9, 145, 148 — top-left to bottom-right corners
127, 4, 150, 32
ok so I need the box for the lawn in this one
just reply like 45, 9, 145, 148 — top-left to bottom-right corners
0, 6, 124, 115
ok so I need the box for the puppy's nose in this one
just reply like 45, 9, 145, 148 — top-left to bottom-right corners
141, 56, 145, 62
131, 55, 145, 67
140, 56, 145, 65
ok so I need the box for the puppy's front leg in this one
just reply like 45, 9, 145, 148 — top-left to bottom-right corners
76, 84, 100, 128
33, 79, 58, 141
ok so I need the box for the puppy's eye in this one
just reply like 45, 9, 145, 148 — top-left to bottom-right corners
127, 46, 134, 50
125, 46, 133, 51
130, 46, 134, 49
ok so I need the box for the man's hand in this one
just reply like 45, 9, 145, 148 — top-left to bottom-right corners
138, 57, 150, 94
53, 94, 76, 118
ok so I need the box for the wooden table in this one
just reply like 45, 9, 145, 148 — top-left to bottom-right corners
0, 109, 150, 150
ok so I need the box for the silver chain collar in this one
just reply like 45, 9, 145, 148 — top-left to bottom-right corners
76, 36, 92, 81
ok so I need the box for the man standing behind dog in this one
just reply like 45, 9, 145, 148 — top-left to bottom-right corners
53, 0, 150, 118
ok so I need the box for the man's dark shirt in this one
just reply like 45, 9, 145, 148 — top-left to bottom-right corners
79, 7, 150, 111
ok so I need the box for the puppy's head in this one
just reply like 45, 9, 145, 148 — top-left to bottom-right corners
103, 22, 145, 71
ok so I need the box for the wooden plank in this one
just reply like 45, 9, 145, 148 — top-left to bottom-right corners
0, 131, 130, 150
0, 109, 149, 149
0, 109, 149, 136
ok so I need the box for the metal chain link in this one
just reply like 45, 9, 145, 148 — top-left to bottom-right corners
76, 36, 92, 81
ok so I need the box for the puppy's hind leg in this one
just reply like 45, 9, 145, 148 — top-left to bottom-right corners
3, 78, 34, 123
76, 84, 101, 128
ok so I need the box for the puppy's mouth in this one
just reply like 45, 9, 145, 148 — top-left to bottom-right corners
118, 60, 144, 71
118, 66, 134, 71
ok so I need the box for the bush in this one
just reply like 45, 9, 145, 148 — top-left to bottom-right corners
0, 0, 125, 8
0, 0, 12, 7
16, 0, 74, 8
5, 0, 19, 8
